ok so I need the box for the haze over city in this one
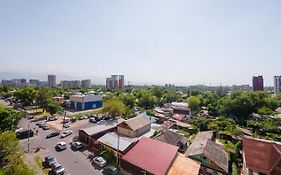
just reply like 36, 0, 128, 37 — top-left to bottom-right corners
1, 1, 281, 86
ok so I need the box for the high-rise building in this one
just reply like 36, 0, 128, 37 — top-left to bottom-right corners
106, 75, 124, 88
106, 78, 113, 89
29, 79, 39, 86
73, 80, 81, 88
48, 75, 56, 88
81, 79, 91, 89
274, 76, 281, 94
252, 76, 264, 91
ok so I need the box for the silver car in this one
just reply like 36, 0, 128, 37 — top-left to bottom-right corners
92, 156, 107, 168
52, 162, 65, 175
61, 130, 72, 138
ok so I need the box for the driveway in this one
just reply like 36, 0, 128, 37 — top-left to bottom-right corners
18, 118, 103, 175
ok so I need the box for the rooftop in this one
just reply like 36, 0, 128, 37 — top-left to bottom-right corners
122, 115, 150, 131
97, 132, 137, 152
154, 128, 187, 147
122, 137, 178, 175
80, 118, 124, 136
168, 153, 200, 175
185, 131, 214, 156
243, 137, 281, 174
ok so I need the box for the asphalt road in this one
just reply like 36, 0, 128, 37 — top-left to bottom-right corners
19, 118, 103, 175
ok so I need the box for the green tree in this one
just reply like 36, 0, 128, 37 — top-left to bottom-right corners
0, 131, 34, 175
102, 98, 125, 118
35, 88, 52, 110
188, 96, 201, 112
163, 91, 183, 103
15, 87, 37, 107
138, 92, 155, 109
0, 105, 24, 131
45, 99, 62, 116
152, 86, 165, 98
0, 131, 18, 165
119, 94, 136, 109
192, 117, 209, 131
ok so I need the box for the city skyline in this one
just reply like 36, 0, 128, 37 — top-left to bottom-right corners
1, 1, 281, 86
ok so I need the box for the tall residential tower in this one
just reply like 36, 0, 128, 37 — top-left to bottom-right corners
274, 76, 281, 94
252, 76, 264, 91
48, 75, 56, 88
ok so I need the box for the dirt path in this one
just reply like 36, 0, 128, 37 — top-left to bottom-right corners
21, 147, 49, 175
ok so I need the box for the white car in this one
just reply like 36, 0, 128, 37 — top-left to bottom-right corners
51, 162, 65, 175
61, 130, 72, 138
56, 142, 67, 150
92, 156, 107, 168
71, 141, 83, 150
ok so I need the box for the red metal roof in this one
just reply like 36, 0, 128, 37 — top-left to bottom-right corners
122, 137, 178, 175
243, 137, 281, 174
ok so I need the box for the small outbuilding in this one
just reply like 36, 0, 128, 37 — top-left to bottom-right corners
117, 115, 151, 138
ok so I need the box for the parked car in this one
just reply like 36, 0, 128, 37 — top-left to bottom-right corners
61, 130, 72, 138
42, 125, 50, 130
103, 165, 119, 175
36, 121, 45, 126
71, 141, 83, 150
44, 155, 57, 167
92, 156, 107, 168
27, 115, 33, 119
70, 117, 77, 122
46, 131, 60, 139
47, 116, 57, 121
16, 129, 34, 139
89, 118, 97, 123
56, 142, 67, 151
63, 122, 70, 128
97, 120, 105, 124
103, 116, 111, 121
51, 162, 65, 175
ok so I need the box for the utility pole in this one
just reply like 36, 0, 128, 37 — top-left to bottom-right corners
27, 123, 30, 152
62, 110, 66, 131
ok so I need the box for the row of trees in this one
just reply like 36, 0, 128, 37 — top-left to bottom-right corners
0, 103, 34, 175
13, 87, 62, 115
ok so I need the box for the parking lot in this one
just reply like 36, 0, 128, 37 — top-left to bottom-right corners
18, 117, 105, 175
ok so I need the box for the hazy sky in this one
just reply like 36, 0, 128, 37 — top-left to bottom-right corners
1, 1, 281, 86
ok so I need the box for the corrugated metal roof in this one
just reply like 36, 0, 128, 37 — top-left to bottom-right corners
204, 140, 229, 173
124, 115, 150, 131
243, 137, 281, 174
80, 118, 124, 136
155, 128, 187, 147
185, 131, 214, 156
168, 154, 200, 175
122, 137, 178, 175
97, 132, 136, 152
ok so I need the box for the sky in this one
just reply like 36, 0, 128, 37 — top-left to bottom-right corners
0, 0, 281, 86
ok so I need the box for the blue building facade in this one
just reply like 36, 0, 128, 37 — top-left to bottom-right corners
69, 94, 103, 111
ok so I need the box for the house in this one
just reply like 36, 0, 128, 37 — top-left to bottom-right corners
154, 128, 188, 153
121, 137, 178, 175
97, 132, 137, 155
185, 131, 229, 175
78, 119, 124, 148
168, 153, 201, 175
276, 107, 281, 113
69, 94, 103, 110
242, 137, 281, 175
154, 102, 191, 122
117, 115, 151, 138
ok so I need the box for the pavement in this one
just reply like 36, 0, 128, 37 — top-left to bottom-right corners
18, 118, 104, 175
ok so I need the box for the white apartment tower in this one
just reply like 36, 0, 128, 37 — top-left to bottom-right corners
274, 76, 281, 94
48, 75, 56, 88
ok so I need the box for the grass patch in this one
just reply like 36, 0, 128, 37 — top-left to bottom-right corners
71, 110, 101, 118
34, 156, 49, 175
